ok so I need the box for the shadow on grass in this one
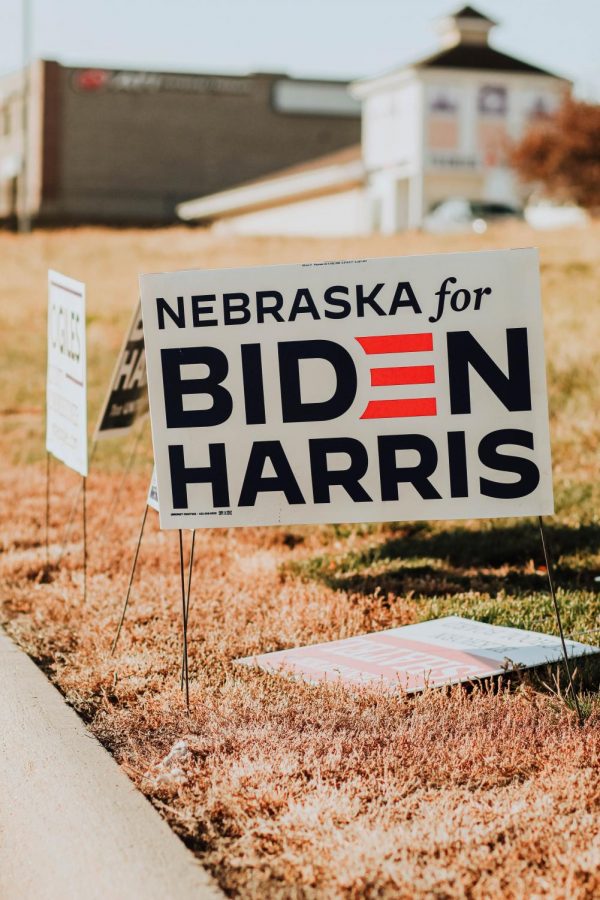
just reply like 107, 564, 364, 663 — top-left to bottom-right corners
347, 521, 600, 570
326, 564, 597, 598
298, 521, 600, 581
296, 521, 600, 592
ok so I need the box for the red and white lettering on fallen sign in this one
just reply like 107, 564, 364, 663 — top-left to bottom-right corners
236, 617, 599, 693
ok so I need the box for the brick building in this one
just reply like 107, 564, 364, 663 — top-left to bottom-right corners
0, 61, 360, 225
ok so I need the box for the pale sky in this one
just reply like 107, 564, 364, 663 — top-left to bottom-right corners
2, 0, 599, 98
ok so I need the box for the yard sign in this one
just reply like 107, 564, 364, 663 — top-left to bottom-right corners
140, 249, 553, 529
236, 617, 598, 693
94, 299, 148, 439
46, 270, 88, 476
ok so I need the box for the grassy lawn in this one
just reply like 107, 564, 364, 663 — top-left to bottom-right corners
0, 223, 599, 897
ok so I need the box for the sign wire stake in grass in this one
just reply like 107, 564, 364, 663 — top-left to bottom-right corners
100, 420, 146, 539
110, 503, 149, 655
178, 529, 190, 710
538, 515, 584, 725
45, 450, 51, 570
181, 529, 196, 690
56, 439, 98, 566
82, 475, 87, 602
57, 480, 82, 565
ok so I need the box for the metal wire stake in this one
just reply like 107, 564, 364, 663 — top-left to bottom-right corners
100, 420, 146, 538
110, 504, 148, 655
179, 530, 190, 710
57, 439, 98, 565
82, 475, 87, 603
538, 515, 584, 725
45, 451, 50, 569
180, 530, 196, 689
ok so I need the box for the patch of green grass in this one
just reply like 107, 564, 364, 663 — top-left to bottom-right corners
420, 589, 599, 635
289, 519, 600, 657
555, 481, 600, 521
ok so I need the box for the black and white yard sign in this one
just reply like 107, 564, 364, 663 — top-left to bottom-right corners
46, 270, 88, 476
94, 300, 148, 439
140, 249, 553, 529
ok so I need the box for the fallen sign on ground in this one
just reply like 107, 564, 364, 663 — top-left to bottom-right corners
140, 248, 553, 529
236, 617, 600, 693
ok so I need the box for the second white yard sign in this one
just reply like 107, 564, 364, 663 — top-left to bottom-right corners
46, 270, 87, 476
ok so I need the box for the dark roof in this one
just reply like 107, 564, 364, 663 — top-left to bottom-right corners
452, 4, 496, 21
419, 42, 560, 77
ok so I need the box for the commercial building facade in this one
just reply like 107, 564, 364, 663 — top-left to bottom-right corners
0, 62, 360, 225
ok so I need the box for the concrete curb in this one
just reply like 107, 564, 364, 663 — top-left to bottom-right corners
0, 627, 224, 900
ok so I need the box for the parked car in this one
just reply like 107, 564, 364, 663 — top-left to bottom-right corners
423, 198, 523, 234
524, 199, 588, 230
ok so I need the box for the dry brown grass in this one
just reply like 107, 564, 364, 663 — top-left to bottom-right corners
0, 222, 599, 898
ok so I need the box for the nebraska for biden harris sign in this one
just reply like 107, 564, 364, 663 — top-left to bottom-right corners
140, 249, 553, 529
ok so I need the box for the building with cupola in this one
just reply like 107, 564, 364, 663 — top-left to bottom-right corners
179, 5, 569, 235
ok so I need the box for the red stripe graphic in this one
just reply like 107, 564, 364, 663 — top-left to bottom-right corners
245, 632, 504, 691
356, 333, 433, 354
370, 365, 435, 387
361, 398, 437, 419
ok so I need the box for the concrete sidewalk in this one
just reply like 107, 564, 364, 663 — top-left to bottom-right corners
0, 627, 223, 900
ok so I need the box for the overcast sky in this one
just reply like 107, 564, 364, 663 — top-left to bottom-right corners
2, 0, 599, 98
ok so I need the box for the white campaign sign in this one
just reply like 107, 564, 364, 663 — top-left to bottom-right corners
236, 616, 599, 693
146, 465, 194, 533
140, 249, 553, 530
46, 270, 88, 476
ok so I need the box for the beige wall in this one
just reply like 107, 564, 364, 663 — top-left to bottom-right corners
424, 171, 486, 211
423, 169, 529, 212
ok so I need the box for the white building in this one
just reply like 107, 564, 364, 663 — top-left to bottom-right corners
178, 5, 569, 235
